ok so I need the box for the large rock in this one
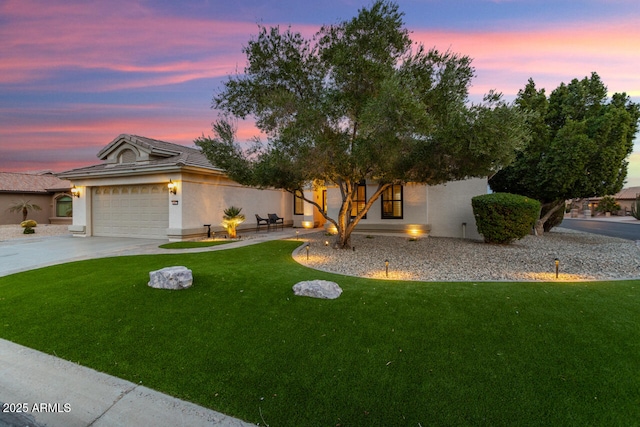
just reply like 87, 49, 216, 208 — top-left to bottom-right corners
293, 280, 342, 299
148, 266, 193, 290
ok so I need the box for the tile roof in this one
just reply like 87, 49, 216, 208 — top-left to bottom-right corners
614, 186, 640, 200
0, 171, 71, 193
60, 134, 221, 178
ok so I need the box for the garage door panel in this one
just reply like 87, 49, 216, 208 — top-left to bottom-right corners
92, 185, 168, 238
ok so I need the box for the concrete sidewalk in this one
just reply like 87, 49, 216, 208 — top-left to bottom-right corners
0, 339, 254, 427
0, 228, 316, 427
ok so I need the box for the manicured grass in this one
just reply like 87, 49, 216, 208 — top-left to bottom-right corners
158, 240, 235, 249
1, 240, 639, 426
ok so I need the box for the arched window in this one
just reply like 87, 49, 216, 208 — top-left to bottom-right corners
56, 195, 73, 217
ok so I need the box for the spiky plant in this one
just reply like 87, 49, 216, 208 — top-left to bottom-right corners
8, 199, 42, 222
221, 206, 245, 238
631, 194, 640, 220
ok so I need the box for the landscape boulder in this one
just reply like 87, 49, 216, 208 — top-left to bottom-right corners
293, 280, 342, 299
148, 266, 193, 290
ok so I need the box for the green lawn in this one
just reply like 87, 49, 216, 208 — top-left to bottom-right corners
1, 240, 639, 426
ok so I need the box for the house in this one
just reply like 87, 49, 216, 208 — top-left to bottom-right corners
0, 171, 72, 225
586, 186, 640, 216
294, 180, 484, 240
611, 186, 640, 215
59, 134, 485, 241
58, 134, 292, 240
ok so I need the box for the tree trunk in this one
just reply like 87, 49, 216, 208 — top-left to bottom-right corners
534, 201, 564, 236
22, 207, 27, 222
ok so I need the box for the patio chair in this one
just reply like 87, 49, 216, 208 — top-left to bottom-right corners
268, 213, 284, 231
255, 214, 270, 232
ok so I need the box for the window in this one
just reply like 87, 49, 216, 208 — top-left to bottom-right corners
322, 190, 327, 214
381, 184, 403, 219
294, 190, 304, 215
56, 195, 73, 217
351, 180, 367, 219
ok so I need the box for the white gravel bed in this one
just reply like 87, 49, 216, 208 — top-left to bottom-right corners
0, 224, 71, 241
293, 228, 640, 282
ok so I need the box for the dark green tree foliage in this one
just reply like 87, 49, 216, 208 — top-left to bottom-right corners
490, 73, 640, 234
197, 1, 530, 248
472, 193, 541, 244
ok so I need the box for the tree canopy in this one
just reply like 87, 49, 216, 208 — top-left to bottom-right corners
196, 0, 530, 248
489, 72, 640, 234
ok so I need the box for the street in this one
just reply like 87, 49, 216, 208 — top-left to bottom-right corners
561, 218, 640, 241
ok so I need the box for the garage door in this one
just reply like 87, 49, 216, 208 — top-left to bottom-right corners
93, 185, 169, 238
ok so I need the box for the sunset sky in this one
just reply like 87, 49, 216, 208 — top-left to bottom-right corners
1, 0, 639, 186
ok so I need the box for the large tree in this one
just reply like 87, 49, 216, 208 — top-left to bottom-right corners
490, 73, 640, 235
196, 0, 530, 248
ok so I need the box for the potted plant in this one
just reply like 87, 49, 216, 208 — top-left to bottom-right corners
221, 206, 245, 239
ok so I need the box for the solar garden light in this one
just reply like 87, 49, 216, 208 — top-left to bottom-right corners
306, 243, 310, 260
385, 259, 389, 278
555, 258, 560, 279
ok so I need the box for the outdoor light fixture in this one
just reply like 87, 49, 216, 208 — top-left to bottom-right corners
168, 179, 177, 195
296, 230, 299, 240
324, 240, 329, 246
70, 185, 80, 198
385, 259, 389, 277
555, 258, 560, 279
306, 243, 310, 260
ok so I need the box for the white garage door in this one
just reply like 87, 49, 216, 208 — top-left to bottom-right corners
93, 185, 169, 238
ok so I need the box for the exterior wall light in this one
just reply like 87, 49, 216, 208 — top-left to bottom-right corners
168, 179, 177, 195
71, 185, 80, 198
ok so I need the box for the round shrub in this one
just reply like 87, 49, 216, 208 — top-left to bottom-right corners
472, 193, 541, 244
23, 226, 35, 234
20, 220, 37, 228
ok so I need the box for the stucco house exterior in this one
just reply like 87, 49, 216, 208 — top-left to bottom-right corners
0, 171, 72, 225
58, 134, 292, 240
59, 134, 485, 241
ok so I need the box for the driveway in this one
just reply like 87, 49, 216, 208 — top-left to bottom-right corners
0, 235, 167, 277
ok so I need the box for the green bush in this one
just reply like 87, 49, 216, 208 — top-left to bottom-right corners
596, 195, 620, 214
23, 226, 35, 234
472, 193, 541, 244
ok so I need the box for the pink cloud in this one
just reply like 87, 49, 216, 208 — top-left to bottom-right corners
412, 18, 640, 97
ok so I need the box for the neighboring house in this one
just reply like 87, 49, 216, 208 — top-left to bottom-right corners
59, 134, 485, 241
0, 171, 72, 225
588, 186, 640, 216
610, 186, 640, 215
58, 134, 292, 240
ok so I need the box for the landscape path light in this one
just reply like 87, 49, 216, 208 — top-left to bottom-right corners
555, 258, 560, 279
385, 259, 389, 278
306, 243, 310, 260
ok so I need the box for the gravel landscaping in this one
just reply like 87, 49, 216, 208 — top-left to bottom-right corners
293, 228, 640, 281
0, 224, 70, 241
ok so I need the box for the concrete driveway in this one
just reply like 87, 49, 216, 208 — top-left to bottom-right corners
0, 235, 167, 277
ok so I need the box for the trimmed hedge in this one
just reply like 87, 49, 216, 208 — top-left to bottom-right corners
472, 193, 541, 244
